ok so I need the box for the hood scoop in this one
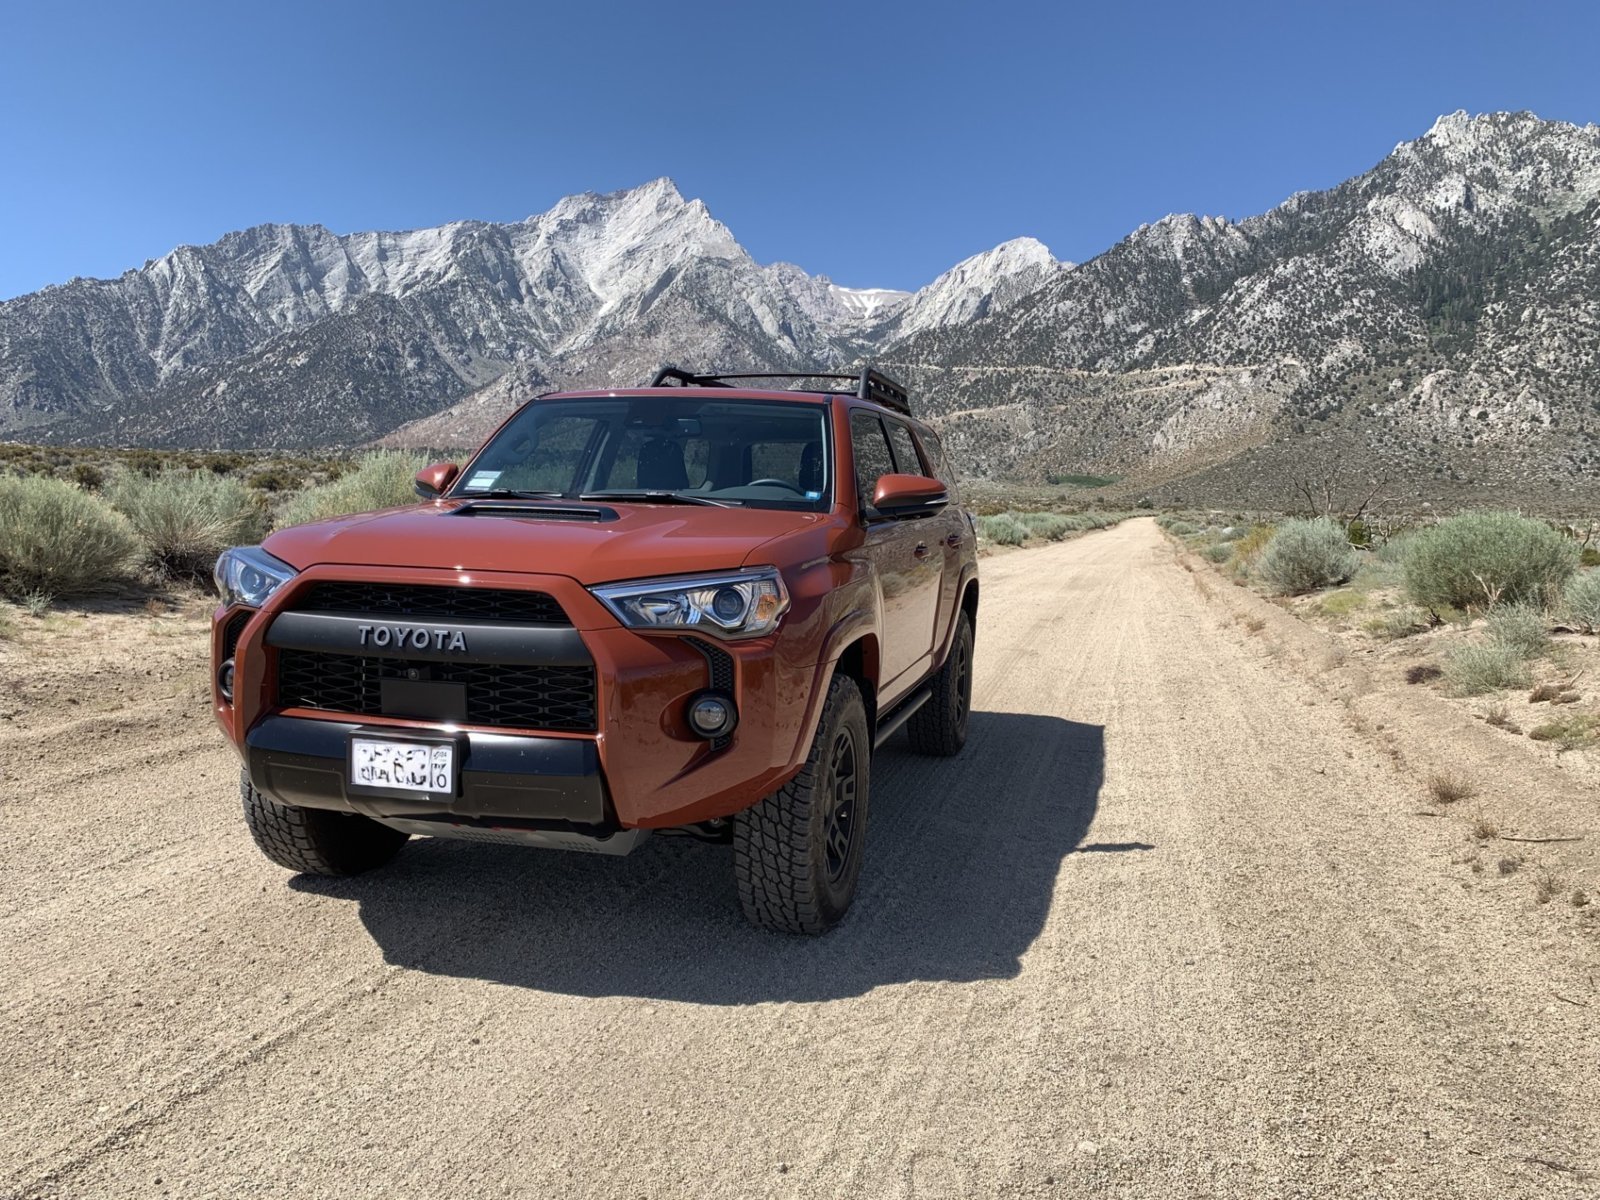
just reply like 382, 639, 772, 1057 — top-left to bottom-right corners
452, 500, 619, 523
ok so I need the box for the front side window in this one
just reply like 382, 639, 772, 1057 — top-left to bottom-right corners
850, 412, 896, 512
454, 398, 830, 511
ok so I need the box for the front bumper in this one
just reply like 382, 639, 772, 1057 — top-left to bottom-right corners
217, 563, 835, 831
247, 715, 611, 829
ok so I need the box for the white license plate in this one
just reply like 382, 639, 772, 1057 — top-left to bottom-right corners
349, 737, 454, 794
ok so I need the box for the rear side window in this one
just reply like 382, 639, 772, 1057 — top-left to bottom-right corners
850, 412, 895, 510
886, 421, 926, 475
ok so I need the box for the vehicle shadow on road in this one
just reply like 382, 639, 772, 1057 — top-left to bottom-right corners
291, 711, 1106, 1003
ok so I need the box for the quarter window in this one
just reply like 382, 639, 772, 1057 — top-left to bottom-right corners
886, 421, 926, 476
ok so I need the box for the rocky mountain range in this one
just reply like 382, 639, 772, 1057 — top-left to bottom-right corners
0, 178, 1066, 449
884, 111, 1600, 509
4, 110, 1599, 509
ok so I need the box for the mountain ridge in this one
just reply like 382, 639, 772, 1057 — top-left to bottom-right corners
4, 111, 1599, 508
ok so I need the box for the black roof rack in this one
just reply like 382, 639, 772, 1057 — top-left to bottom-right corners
646, 364, 912, 417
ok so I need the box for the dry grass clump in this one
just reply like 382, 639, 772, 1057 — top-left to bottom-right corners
1443, 642, 1532, 696
1405, 663, 1444, 684
1483, 603, 1551, 659
1427, 771, 1476, 805
1366, 607, 1429, 640
1482, 703, 1522, 734
1230, 524, 1276, 567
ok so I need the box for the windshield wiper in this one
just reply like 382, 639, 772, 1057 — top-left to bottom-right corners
455, 488, 569, 500
579, 490, 738, 508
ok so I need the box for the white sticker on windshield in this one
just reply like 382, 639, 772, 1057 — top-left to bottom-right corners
805, 490, 822, 499
467, 471, 501, 490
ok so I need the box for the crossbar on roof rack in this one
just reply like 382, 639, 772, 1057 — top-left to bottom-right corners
645, 365, 912, 416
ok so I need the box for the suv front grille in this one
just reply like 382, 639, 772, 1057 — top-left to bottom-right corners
276, 651, 597, 732
292, 582, 569, 625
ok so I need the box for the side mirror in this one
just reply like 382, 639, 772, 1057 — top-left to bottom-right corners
414, 462, 459, 499
872, 473, 949, 517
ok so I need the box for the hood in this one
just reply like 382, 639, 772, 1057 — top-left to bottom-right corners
263, 500, 830, 585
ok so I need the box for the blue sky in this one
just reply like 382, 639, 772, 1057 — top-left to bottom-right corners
2, 0, 1598, 299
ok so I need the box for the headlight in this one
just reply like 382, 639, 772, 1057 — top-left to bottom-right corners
213, 546, 298, 608
590, 567, 790, 639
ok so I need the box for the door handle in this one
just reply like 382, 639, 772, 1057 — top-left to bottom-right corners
913, 542, 930, 559
943, 533, 962, 548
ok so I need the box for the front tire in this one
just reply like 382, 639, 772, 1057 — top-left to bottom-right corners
907, 610, 973, 756
733, 675, 870, 935
241, 772, 408, 877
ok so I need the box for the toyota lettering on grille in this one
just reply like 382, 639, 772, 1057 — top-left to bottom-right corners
357, 624, 469, 653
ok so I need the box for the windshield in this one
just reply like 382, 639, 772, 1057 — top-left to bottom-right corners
453, 397, 832, 512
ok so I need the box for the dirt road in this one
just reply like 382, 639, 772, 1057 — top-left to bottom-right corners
3, 518, 1597, 1198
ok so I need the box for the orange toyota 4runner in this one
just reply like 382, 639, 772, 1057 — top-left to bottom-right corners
211, 366, 978, 933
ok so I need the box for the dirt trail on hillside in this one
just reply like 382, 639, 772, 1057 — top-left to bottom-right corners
3, 519, 1597, 1199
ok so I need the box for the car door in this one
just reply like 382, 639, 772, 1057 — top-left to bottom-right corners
851, 410, 942, 701
898, 422, 967, 648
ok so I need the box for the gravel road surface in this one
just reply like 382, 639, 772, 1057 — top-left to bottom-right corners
3, 518, 1596, 1198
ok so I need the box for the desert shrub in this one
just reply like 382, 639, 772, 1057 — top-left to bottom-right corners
1373, 530, 1419, 564
247, 468, 297, 493
1483, 603, 1550, 659
70, 463, 105, 490
0, 475, 139, 598
106, 468, 266, 582
1582, 547, 1600, 568
1201, 543, 1233, 563
1403, 512, 1577, 613
1563, 569, 1600, 634
1017, 512, 1072, 541
1231, 524, 1276, 566
278, 451, 427, 527
1256, 517, 1357, 595
978, 513, 1028, 546
1166, 520, 1197, 536
1443, 641, 1532, 696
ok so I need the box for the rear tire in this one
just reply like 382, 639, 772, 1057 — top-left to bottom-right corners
241, 772, 408, 877
907, 610, 973, 756
733, 675, 870, 935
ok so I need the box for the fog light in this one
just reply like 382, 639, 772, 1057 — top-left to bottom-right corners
218, 658, 235, 703
687, 691, 737, 739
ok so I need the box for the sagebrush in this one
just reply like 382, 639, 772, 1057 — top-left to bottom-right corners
1563, 569, 1600, 634
106, 468, 266, 581
1403, 512, 1577, 613
978, 513, 1028, 546
0, 475, 141, 598
278, 451, 428, 527
1256, 517, 1357, 595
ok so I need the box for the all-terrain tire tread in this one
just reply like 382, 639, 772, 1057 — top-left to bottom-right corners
240, 772, 407, 877
907, 611, 973, 757
733, 676, 865, 935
